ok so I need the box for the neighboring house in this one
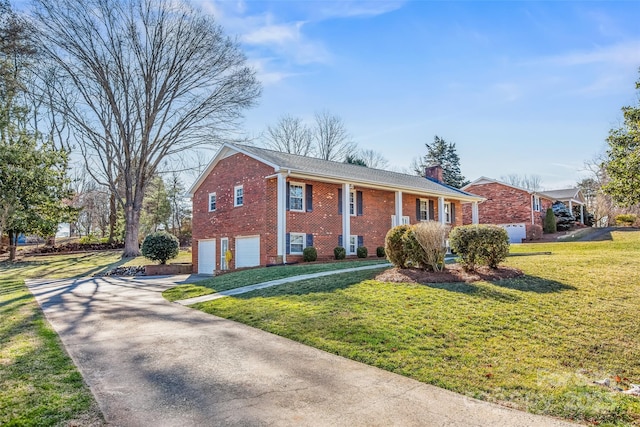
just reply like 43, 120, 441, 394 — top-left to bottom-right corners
461, 177, 554, 242
189, 143, 484, 273
461, 177, 586, 242
540, 188, 586, 224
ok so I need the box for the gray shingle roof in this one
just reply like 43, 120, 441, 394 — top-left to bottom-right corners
540, 188, 583, 202
233, 143, 481, 201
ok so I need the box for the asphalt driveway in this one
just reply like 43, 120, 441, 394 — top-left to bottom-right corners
26, 275, 575, 426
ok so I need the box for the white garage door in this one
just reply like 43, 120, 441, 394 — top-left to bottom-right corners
198, 239, 216, 275
236, 236, 260, 268
499, 223, 526, 244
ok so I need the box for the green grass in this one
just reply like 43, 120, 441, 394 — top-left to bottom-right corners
162, 259, 389, 302
191, 231, 640, 425
0, 254, 111, 426
0, 247, 191, 426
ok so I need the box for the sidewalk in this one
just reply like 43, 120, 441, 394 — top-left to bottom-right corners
175, 263, 390, 305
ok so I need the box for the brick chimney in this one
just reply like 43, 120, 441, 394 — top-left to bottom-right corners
425, 164, 443, 183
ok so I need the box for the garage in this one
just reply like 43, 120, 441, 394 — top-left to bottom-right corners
235, 236, 260, 268
197, 239, 216, 275
499, 223, 526, 244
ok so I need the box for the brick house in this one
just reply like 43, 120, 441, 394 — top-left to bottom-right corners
189, 143, 483, 274
461, 177, 556, 241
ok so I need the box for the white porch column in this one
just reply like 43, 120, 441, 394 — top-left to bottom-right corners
342, 183, 351, 250
580, 205, 585, 224
277, 173, 287, 263
438, 196, 445, 224
569, 200, 573, 212
471, 201, 479, 224
395, 191, 403, 226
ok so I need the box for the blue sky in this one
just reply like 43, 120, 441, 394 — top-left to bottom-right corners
194, 0, 640, 189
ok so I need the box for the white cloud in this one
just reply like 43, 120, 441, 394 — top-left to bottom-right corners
314, 1, 406, 19
538, 41, 640, 67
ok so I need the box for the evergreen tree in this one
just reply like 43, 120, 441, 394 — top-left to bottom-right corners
603, 75, 640, 207
414, 135, 469, 188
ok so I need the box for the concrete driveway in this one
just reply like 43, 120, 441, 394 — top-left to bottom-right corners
27, 275, 575, 427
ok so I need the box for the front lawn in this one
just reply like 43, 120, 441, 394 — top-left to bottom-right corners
163, 258, 388, 302
191, 231, 640, 425
0, 253, 111, 426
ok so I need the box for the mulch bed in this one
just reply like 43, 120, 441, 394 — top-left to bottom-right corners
375, 264, 523, 284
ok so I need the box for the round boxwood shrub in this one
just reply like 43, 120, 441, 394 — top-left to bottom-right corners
334, 246, 346, 260
449, 225, 509, 271
356, 246, 368, 258
376, 246, 385, 258
303, 246, 317, 262
141, 231, 179, 265
384, 224, 411, 268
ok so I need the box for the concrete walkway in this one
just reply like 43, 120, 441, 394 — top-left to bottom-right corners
26, 275, 575, 427
176, 263, 391, 305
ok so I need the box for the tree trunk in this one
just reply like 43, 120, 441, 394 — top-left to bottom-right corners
7, 230, 16, 262
122, 203, 141, 257
108, 190, 117, 243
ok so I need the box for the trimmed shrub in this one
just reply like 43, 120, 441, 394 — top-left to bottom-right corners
303, 246, 317, 262
334, 246, 346, 260
376, 246, 385, 258
141, 231, 179, 265
384, 225, 411, 268
616, 214, 637, 226
543, 207, 557, 234
402, 227, 425, 268
449, 225, 509, 271
356, 246, 368, 258
412, 221, 449, 271
526, 224, 543, 241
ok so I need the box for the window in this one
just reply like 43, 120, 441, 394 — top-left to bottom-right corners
444, 202, 452, 223
289, 183, 304, 211
208, 193, 216, 212
349, 190, 356, 216
401, 216, 410, 225
533, 195, 541, 212
349, 236, 357, 254
419, 200, 429, 221
234, 185, 243, 207
290, 233, 305, 254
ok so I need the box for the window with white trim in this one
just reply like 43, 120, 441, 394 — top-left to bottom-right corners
419, 200, 429, 221
533, 195, 541, 212
444, 202, 452, 224
208, 192, 217, 212
349, 190, 356, 216
234, 185, 244, 207
349, 235, 357, 254
290, 183, 304, 211
401, 216, 410, 225
290, 233, 305, 254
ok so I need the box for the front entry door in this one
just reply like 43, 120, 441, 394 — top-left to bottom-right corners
220, 238, 229, 270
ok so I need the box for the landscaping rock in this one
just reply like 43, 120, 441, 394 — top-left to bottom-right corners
97, 266, 146, 277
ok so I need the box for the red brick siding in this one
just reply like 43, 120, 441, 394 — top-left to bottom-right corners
350, 187, 395, 252
191, 153, 274, 272
286, 180, 343, 262
401, 194, 461, 226
461, 183, 554, 230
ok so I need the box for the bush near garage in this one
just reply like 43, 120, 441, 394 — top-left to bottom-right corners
141, 231, 179, 265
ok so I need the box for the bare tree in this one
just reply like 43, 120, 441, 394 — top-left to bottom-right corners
33, 0, 261, 256
359, 148, 389, 169
313, 110, 356, 161
500, 174, 543, 191
264, 114, 314, 156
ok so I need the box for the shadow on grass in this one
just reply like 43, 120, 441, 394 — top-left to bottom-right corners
494, 275, 577, 293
